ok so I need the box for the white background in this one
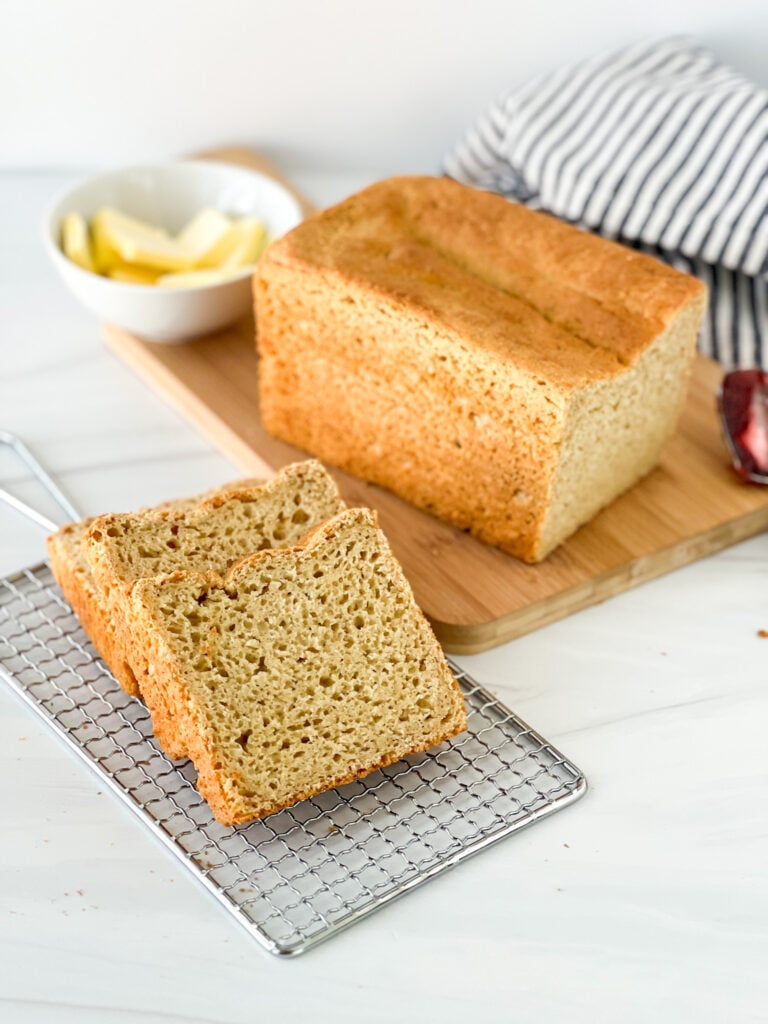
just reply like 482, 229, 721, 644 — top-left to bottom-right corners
3, 0, 768, 176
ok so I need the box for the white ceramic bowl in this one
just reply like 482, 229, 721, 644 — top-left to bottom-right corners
44, 160, 303, 343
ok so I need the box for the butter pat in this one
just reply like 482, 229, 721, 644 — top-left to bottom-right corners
91, 214, 120, 273
92, 208, 194, 273
156, 267, 243, 288
108, 262, 163, 285
60, 205, 269, 284
176, 208, 233, 266
60, 213, 96, 273
220, 217, 268, 269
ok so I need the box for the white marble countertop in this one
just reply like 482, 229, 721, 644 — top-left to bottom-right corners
1, 168, 766, 1024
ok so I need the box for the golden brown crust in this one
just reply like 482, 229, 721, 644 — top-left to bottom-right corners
263, 175, 706, 383
46, 522, 142, 696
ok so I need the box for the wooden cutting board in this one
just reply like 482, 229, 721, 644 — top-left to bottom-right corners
104, 147, 768, 653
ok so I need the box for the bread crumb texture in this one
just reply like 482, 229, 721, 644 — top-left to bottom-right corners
256, 175, 707, 561
85, 461, 342, 585
45, 477, 266, 697
79, 461, 345, 758
131, 507, 467, 825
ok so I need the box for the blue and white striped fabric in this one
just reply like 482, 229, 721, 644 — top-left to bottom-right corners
443, 38, 768, 369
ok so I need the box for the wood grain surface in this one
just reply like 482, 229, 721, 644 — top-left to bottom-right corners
103, 148, 768, 653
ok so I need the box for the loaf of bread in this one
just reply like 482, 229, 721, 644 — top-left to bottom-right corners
255, 176, 707, 562
46, 479, 263, 699
129, 507, 467, 825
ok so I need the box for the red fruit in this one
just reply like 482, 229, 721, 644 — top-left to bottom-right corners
719, 369, 768, 482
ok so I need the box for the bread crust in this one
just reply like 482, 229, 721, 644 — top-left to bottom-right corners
261, 175, 705, 372
47, 521, 143, 696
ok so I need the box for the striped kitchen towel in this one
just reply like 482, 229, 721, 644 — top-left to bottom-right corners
443, 37, 768, 369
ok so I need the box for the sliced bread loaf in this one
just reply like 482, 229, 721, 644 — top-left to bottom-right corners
130, 507, 466, 825
84, 460, 345, 757
46, 480, 263, 698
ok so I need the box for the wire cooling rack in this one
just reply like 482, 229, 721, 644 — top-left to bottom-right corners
0, 561, 586, 957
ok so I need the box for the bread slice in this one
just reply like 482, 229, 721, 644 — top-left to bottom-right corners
130, 507, 467, 825
46, 480, 263, 699
48, 517, 124, 683
84, 461, 345, 758
255, 175, 707, 562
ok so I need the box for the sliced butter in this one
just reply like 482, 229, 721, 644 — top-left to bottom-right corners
220, 216, 268, 269
176, 208, 233, 266
108, 262, 163, 285
156, 267, 244, 288
91, 215, 120, 273
60, 212, 96, 273
61, 206, 269, 283
92, 207, 194, 273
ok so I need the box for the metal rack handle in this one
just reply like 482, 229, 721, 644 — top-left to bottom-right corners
0, 432, 81, 530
